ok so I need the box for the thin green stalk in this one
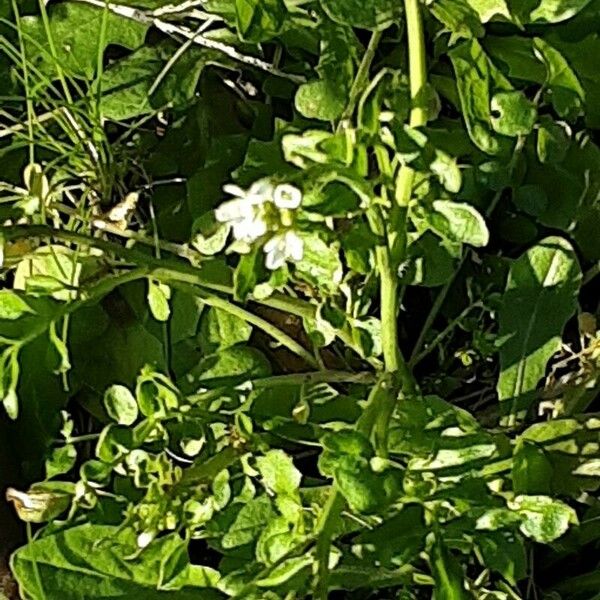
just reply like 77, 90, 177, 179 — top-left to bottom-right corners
337, 29, 383, 128
314, 488, 345, 599
409, 138, 526, 363
169, 281, 318, 368
10, 0, 35, 164
37, 0, 74, 105
313, 6, 427, 597
179, 446, 240, 484
26, 522, 46, 600
0, 225, 314, 318
410, 302, 483, 368
389, 0, 428, 266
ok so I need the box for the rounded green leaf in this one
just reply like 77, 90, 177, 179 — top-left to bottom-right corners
510, 495, 578, 543
491, 91, 537, 137
104, 384, 138, 426
0, 291, 34, 320
431, 200, 490, 247
147, 280, 171, 322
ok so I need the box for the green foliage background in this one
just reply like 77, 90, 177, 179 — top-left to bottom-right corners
0, 0, 599, 599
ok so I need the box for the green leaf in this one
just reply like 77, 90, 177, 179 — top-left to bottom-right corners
510, 495, 578, 543
45, 444, 76, 479
11, 525, 221, 599
255, 556, 312, 587
354, 504, 427, 567
319, 0, 402, 29
490, 91, 537, 136
136, 367, 180, 418
430, 200, 490, 247
477, 531, 527, 585
185, 346, 271, 390
21, 3, 147, 79
512, 440, 554, 494
497, 237, 581, 419
14, 245, 81, 302
256, 449, 302, 495
449, 39, 512, 154
235, 0, 287, 42
100, 47, 162, 121
295, 22, 356, 121
6, 484, 72, 524
533, 38, 585, 118
524, 0, 594, 23
295, 232, 343, 295
536, 117, 569, 164
430, 539, 470, 600
0, 291, 34, 320
147, 280, 171, 322
513, 185, 549, 217
295, 80, 347, 122
400, 232, 459, 287
199, 307, 253, 354
234, 246, 266, 302
222, 496, 275, 548
104, 384, 139, 426
429, 0, 485, 44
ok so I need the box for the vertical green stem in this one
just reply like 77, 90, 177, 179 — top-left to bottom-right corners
390, 0, 428, 265
337, 30, 383, 128
313, 5, 427, 598
404, 0, 428, 129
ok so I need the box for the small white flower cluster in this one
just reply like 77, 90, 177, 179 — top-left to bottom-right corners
215, 179, 304, 270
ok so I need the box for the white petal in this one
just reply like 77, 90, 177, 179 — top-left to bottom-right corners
232, 215, 267, 242
215, 199, 254, 223
263, 233, 283, 253
248, 179, 275, 202
285, 231, 304, 262
274, 184, 302, 209
264, 234, 286, 270
222, 184, 246, 198
265, 247, 286, 270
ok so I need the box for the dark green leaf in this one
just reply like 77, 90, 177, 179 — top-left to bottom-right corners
497, 237, 581, 420
319, 0, 402, 29
235, 0, 287, 42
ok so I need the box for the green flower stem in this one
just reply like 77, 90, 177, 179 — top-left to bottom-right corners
19, 268, 150, 347
389, 0, 428, 266
1, 226, 375, 361
0, 225, 313, 316
314, 374, 395, 599
338, 29, 383, 127
376, 245, 416, 392
314, 6, 427, 597
168, 281, 318, 368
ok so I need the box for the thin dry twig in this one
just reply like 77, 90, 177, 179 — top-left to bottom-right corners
70, 0, 306, 82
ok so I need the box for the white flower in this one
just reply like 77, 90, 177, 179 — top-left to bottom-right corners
263, 230, 304, 270
273, 183, 302, 209
215, 179, 274, 243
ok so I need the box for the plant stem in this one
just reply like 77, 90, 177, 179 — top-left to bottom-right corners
338, 29, 383, 128
169, 281, 318, 368
313, 6, 427, 596
409, 302, 483, 368
0, 225, 313, 317
389, 0, 428, 266
410, 139, 526, 363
